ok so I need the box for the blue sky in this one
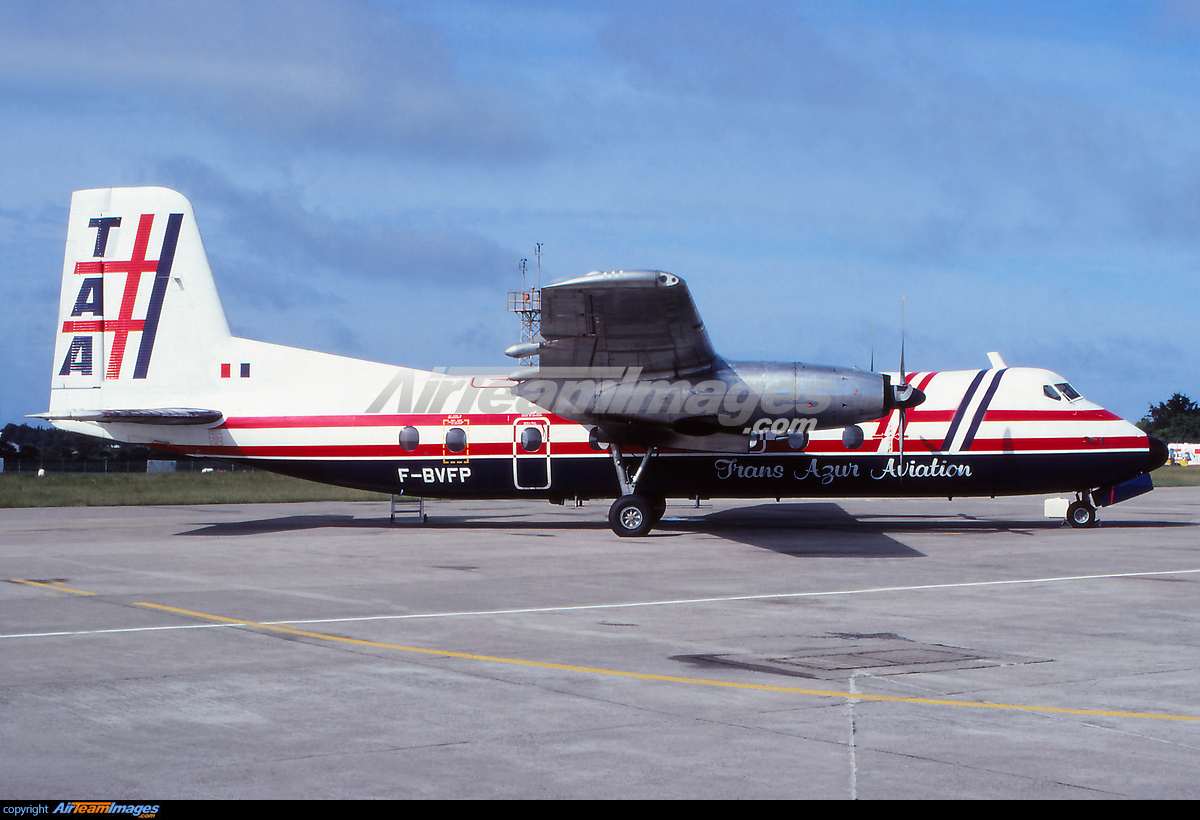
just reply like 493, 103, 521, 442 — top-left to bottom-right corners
2, 0, 1198, 427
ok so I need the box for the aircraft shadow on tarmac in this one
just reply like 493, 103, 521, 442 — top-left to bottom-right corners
176, 511, 607, 538
175, 502, 1193, 558
657, 502, 1196, 556
638, 499, 916, 557
177, 514, 382, 537
656, 503, 923, 557
173, 503, 919, 557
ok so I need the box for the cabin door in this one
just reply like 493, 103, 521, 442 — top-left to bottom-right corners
513, 417, 551, 490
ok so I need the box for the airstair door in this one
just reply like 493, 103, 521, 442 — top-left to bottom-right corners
513, 417, 550, 490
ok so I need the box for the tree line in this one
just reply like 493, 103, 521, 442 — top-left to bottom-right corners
1, 423, 155, 463
1137, 394, 1200, 442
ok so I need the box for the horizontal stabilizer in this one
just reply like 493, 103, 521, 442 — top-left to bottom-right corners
31, 408, 223, 426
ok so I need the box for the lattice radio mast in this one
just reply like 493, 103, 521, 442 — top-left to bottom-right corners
506, 244, 542, 367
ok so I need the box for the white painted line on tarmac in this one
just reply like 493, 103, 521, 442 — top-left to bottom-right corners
4, 567, 1199, 640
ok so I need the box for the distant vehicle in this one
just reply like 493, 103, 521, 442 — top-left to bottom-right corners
37, 188, 1167, 535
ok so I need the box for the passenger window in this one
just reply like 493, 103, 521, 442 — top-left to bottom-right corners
520, 426, 542, 452
1055, 383, 1081, 401
445, 426, 467, 453
1043, 385, 1061, 400
399, 426, 420, 451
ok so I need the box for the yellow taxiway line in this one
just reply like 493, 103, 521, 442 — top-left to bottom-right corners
134, 601, 1200, 723
11, 577, 1198, 723
10, 578, 96, 596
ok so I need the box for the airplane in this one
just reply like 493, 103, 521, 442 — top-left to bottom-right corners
37, 187, 1168, 536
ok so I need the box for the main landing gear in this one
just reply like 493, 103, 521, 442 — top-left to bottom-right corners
606, 444, 664, 537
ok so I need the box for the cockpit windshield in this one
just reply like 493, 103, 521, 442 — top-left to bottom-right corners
1044, 382, 1082, 401
1056, 382, 1081, 401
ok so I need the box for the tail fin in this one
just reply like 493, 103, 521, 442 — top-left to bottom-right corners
46, 187, 231, 420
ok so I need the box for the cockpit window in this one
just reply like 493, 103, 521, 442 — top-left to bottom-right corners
1043, 385, 1061, 400
1055, 382, 1081, 401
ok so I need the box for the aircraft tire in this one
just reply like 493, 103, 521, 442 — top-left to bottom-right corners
609, 494, 655, 537
1067, 500, 1098, 528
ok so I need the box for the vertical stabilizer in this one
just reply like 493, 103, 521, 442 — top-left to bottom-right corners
49, 187, 232, 414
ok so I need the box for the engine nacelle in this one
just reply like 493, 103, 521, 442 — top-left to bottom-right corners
510, 360, 924, 445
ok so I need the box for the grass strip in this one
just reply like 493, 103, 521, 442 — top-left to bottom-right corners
0, 470, 389, 508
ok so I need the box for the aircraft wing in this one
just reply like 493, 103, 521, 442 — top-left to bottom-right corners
538, 270, 717, 377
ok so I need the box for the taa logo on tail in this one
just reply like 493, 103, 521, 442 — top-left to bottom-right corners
59, 212, 183, 380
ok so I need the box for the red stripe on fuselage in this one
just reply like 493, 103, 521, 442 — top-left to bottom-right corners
222, 413, 555, 429
972, 409, 1122, 422
178, 435, 1146, 461
780, 434, 1144, 455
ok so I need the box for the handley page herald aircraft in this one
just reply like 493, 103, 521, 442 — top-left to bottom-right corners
38, 187, 1168, 536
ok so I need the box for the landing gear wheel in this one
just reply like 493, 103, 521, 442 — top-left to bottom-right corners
1067, 500, 1098, 528
609, 494, 654, 537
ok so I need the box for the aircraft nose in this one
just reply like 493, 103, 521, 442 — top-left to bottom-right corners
1148, 436, 1169, 471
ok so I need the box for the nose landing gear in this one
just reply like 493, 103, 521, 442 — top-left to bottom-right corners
1067, 496, 1098, 528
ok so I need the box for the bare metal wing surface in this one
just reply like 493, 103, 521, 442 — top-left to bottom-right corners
537, 271, 717, 377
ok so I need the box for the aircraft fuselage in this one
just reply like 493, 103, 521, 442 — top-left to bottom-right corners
150, 365, 1161, 504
